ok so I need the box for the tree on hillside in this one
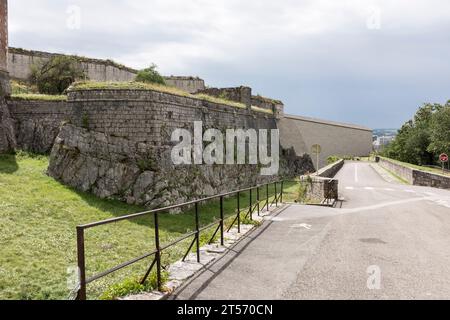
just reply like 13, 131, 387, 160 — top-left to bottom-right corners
428, 101, 450, 158
30, 56, 87, 95
135, 64, 165, 85
382, 101, 450, 166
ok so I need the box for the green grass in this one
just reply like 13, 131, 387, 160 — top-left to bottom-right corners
10, 93, 68, 102
381, 157, 450, 177
251, 105, 274, 114
0, 153, 287, 300
69, 81, 247, 109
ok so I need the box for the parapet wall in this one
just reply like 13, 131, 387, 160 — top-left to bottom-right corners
379, 157, 450, 190
197, 86, 284, 116
8, 48, 137, 82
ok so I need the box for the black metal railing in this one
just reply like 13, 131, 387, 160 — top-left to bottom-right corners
75, 180, 285, 300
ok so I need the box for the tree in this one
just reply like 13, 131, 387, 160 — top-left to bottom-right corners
428, 101, 450, 158
30, 56, 86, 94
135, 64, 165, 85
382, 101, 450, 166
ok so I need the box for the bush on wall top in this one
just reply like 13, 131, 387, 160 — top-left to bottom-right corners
135, 64, 166, 85
30, 56, 87, 95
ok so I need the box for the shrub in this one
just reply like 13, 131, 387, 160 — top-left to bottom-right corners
135, 64, 165, 85
100, 271, 169, 300
30, 56, 87, 94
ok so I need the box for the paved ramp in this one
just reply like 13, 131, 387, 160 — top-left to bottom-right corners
172, 162, 450, 300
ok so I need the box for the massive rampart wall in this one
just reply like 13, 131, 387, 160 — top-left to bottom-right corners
37, 89, 314, 207
279, 114, 373, 170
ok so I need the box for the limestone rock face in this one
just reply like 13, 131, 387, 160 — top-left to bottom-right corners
48, 124, 314, 208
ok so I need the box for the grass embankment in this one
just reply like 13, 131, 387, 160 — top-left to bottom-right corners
0, 153, 296, 300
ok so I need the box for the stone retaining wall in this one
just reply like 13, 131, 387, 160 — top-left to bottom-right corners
315, 159, 345, 178
379, 157, 450, 190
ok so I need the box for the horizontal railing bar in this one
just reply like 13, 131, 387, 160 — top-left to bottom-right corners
78, 181, 284, 230
86, 250, 158, 284
159, 231, 198, 251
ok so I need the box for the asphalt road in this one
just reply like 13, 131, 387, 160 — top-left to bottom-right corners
172, 162, 450, 300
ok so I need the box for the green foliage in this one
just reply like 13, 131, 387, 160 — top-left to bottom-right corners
135, 64, 166, 85
11, 93, 67, 102
327, 156, 342, 165
30, 56, 87, 94
382, 101, 450, 166
100, 272, 169, 300
10, 80, 38, 95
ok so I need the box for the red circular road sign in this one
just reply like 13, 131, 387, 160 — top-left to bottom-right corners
440, 153, 449, 162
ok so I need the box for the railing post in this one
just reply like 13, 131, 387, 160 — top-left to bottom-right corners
249, 188, 253, 220
195, 203, 200, 263
237, 192, 241, 234
76, 227, 87, 301
275, 182, 278, 207
266, 183, 269, 212
154, 213, 162, 291
257, 186, 260, 216
220, 196, 224, 246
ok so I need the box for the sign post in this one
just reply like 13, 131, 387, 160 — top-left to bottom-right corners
311, 144, 322, 174
439, 153, 448, 174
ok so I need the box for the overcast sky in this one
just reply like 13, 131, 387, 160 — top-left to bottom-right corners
8, 0, 450, 128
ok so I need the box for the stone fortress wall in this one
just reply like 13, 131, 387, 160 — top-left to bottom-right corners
44, 88, 313, 207
7, 47, 206, 93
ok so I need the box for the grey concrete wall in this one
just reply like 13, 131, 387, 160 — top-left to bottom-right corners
279, 115, 373, 170
379, 157, 450, 190
164, 76, 205, 93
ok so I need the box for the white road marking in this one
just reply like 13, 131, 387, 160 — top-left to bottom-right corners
364, 187, 375, 190
291, 223, 312, 230
384, 188, 395, 191
345, 187, 355, 190
404, 189, 416, 193
425, 192, 436, 196
341, 196, 433, 214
